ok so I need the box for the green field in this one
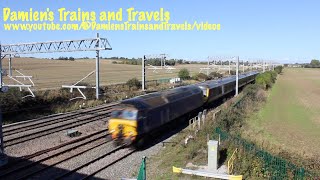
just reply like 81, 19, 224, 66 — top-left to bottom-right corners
245, 68, 320, 160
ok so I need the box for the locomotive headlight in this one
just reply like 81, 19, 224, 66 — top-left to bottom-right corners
109, 129, 115, 133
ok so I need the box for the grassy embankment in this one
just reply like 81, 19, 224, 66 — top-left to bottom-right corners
145, 68, 320, 179
243, 68, 320, 171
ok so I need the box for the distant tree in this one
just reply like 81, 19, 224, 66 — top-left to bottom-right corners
310, 59, 320, 66
178, 68, 190, 80
177, 59, 183, 64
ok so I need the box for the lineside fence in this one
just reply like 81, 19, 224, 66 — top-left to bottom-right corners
213, 127, 316, 180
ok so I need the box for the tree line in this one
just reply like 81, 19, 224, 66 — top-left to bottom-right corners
304, 59, 320, 68
109, 57, 208, 66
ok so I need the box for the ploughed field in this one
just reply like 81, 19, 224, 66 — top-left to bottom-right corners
2, 58, 209, 90
247, 68, 320, 159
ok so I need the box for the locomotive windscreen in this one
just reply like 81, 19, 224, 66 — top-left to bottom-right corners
111, 110, 138, 120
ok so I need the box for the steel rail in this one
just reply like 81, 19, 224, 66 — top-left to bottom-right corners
54, 145, 126, 180
4, 111, 111, 147
3, 106, 113, 136
81, 149, 136, 180
0, 132, 110, 178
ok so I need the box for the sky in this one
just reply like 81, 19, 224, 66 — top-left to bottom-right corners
1, 0, 320, 63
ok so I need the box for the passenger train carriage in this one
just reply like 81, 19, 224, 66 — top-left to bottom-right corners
197, 71, 258, 103
108, 71, 259, 146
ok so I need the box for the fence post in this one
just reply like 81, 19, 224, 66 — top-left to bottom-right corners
198, 112, 202, 129
137, 156, 146, 180
193, 117, 196, 129
202, 109, 206, 125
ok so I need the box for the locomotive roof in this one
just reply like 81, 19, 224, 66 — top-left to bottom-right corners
120, 85, 201, 110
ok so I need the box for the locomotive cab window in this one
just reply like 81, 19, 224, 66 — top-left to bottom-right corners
111, 110, 138, 120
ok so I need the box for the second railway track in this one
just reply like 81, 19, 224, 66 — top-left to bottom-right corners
3, 102, 118, 136
3, 103, 118, 147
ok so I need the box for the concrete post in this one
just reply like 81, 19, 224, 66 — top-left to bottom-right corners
207, 140, 218, 172
198, 112, 202, 128
95, 33, 100, 99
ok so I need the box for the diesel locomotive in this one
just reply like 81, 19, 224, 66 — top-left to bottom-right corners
108, 71, 258, 146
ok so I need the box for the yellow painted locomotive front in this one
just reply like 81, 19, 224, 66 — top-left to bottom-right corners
108, 118, 138, 142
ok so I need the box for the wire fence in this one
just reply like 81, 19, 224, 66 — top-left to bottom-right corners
213, 127, 316, 180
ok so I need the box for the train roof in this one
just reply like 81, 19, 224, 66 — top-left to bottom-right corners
120, 85, 202, 110
197, 71, 259, 88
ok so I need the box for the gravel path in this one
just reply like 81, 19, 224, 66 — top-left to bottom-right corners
93, 137, 175, 179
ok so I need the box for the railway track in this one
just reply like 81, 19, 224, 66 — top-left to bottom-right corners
1, 102, 138, 179
3, 102, 118, 136
0, 129, 110, 180
80, 148, 136, 180
53, 145, 132, 180
3, 104, 118, 147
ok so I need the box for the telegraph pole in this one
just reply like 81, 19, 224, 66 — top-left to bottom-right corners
142, 56, 146, 91
207, 57, 209, 76
9, 54, 12, 77
235, 56, 239, 96
228, 60, 231, 75
0, 43, 2, 89
95, 33, 100, 99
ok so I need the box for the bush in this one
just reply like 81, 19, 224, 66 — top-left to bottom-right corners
193, 73, 209, 81
274, 66, 283, 74
209, 72, 223, 79
112, 61, 118, 64
230, 70, 236, 75
178, 68, 190, 80
126, 78, 141, 89
255, 71, 277, 89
